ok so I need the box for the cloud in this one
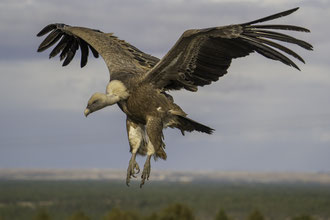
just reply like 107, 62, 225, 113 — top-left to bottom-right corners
2, 0, 326, 58
0, 59, 108, 111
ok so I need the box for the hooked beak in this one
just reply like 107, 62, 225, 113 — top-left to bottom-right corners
84, 108, 90, 117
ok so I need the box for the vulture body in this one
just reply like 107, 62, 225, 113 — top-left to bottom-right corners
37, 8, 313, 187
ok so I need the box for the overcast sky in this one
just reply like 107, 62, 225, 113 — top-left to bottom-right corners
0, 0, 329, 172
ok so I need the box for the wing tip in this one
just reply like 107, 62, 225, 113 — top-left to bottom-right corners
37, 23, 99, 68
36, 23, 67, 37
36, 24, 55, 37
292, 63, 301, 71
290, 7, 300, 13
242, 7, 301, 26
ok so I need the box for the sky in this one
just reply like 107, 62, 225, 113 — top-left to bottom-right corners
0, 0, 329, 172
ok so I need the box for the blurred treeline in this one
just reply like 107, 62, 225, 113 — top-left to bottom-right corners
0, 180, 329, 220
32, 204, 319, 220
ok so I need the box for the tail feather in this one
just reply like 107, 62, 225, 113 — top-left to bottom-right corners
176, 115, 214, 135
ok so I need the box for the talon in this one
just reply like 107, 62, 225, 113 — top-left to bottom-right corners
140, 179, 145, 188
135, 164, 140, 174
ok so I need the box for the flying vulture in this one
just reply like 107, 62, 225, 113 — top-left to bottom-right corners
37, 7, 313, 187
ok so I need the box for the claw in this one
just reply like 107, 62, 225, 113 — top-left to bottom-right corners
135, 163, 140, 174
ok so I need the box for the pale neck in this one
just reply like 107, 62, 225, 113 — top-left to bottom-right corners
105, 93, 121, 106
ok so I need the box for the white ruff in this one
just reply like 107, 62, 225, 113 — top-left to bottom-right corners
106, 80, 129, 99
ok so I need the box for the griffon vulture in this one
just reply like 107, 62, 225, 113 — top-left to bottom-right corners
37, 7, 313, 187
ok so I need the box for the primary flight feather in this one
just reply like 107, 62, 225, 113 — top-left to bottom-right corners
37, 7, 313, 187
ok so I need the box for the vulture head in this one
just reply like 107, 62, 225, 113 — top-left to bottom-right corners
84, 80, 129, 117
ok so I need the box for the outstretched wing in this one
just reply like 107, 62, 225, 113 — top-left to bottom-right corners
142, 8, 313, 92
37, 24, 159, 77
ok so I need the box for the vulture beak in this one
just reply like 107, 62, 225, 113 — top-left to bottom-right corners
84, 108, 90, 117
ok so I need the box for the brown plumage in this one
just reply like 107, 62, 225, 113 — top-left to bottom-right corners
37, 7, 312, 187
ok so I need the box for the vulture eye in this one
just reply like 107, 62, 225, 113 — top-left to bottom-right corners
92, 100, 99, 105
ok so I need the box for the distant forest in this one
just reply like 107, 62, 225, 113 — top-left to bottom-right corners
0, 180, 329, 220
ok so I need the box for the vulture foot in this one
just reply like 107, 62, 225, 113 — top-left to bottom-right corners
140, 155, 152, 188
126, 153, 140, 186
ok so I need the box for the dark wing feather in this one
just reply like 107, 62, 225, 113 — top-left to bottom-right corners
37, 29, 63, 52
59, 37, 73, 61
49, 35, 69, 58
89, 44, 99, 58
244, 35, 305, 63
142, 7, 313, 92
242, 7, 299, 25
248, 24, 310, 32
37, 23, 99, 68
239, 35, 300, 70
243, 29, 313, 50
36, 24, 57, 37
79, 39, 89, 68
62, 40, 78, 66
37, 24, 159, 76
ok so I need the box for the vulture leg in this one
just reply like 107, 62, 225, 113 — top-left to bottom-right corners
140, 117, 167, 188
126, 118, 145, 186
140, 155, 152, 188
126, 153, 140, 186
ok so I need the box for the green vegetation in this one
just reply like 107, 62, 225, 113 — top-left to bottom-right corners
33, 209, 51, 220
102, 208, 140, 220
0, 180, 329, 220
214, 209, 231, 220
158, 203, 195, 220
291, 215, 317, 220
69, 211, 91, 220
246, 210, 264, 220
